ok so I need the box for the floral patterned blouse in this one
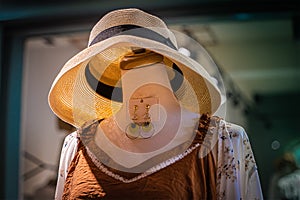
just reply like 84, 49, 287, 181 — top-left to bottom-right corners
55, 115, 263, 199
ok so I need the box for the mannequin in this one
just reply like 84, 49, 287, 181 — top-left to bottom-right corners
95, 61, 200, 168
50, 8, 263, 200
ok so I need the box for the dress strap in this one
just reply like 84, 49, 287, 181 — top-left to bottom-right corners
193, 114, 211, 145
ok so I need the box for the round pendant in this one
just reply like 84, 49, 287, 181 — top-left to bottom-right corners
140, 122, 155, 139
125, 123, 139, 139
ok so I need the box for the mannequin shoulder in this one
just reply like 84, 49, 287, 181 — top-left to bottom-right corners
225, 121, 248, 139
209, 116, 249, 140
61, 131, 79, 151
64, 131, 78, 141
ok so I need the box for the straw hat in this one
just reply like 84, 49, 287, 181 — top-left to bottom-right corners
48, 8, 222, 128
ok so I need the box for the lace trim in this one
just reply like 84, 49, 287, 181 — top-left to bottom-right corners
79, 114, 214, 183
86, 143, 200, 183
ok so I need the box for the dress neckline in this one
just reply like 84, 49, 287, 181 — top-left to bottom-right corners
77, 114, 213, 182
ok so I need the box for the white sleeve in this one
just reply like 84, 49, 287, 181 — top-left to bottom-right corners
55, 131, 79, 200
216, 120, 263, 199
239, 129, 263, 199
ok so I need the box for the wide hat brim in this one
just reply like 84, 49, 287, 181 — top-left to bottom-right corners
48, 32, 222, 128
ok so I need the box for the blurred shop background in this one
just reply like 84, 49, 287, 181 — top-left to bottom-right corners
0, 0, 299, 199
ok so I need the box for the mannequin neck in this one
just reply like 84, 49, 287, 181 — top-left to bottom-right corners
121, 62, 179, 107
113, 63, 181, 132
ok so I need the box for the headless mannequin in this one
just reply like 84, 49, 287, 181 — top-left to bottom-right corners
95, 62, 200, 168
